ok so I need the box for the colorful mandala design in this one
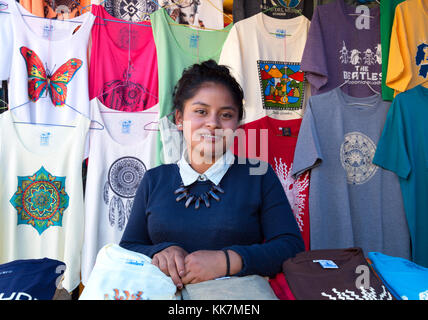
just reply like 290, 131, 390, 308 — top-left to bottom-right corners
10, 166, 69, 235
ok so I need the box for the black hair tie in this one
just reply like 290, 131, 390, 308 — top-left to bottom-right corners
222, 249, 230, 277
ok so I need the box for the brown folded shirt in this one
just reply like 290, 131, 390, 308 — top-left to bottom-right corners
282, 247, 394, 300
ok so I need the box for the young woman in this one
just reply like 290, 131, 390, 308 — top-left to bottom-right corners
119, 60, 304, 295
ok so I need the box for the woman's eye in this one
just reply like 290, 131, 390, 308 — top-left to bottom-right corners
221, 113, 233, 119
195, 109, 207, 115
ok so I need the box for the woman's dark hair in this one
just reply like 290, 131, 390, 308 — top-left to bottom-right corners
172, 60, 244, 121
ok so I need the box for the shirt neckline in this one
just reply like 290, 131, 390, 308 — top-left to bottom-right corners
177, 149, 235, 186
335, 86, 382, 116
92, 4, 152, 54
13, 0, 94, 43
92, 98, 157, 150
6, 110, 86, 158
155, 8, 233, 61
256, 11, 308, 45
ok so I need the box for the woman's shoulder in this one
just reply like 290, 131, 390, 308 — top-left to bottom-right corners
229, 155, 275, 182
144, 163, 179, 181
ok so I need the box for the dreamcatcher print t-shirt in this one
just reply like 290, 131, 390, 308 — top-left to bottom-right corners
0, 0, 95, 125
81, 98, 158, 285
89, 4, 158, 112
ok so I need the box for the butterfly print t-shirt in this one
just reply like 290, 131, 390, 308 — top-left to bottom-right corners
89, 5, 158, 112
0, 0, 95, 125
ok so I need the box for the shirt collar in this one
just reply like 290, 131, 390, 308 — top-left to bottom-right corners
177, 149, 235, 186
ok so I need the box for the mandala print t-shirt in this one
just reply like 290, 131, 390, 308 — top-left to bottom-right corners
0, 0, 95, 125
0, 110, 90, 293
104, 0, 224, 29
89, 4, 158, 112
81, 98, 158, 285
301, 0, 381, 97
219, 12, 311, 125
291, 87, 411, 260
234, 117, 310, 250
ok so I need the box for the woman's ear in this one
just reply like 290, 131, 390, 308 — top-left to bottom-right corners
175, 109, 183, 131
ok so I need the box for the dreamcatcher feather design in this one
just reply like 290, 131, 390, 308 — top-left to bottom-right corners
104, 157, 146, 231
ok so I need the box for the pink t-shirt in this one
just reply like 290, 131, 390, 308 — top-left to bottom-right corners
89, 5, 158, 111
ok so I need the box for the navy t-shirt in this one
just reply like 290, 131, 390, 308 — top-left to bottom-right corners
0, 258, 65, 300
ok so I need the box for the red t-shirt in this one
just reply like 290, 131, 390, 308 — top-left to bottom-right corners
89, 5, 158, 111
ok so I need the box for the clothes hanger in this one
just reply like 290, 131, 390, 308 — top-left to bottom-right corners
9, 97, 104, 130
347, 0, 380, 19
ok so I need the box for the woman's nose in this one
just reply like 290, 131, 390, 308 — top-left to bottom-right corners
204, 114, 221, 129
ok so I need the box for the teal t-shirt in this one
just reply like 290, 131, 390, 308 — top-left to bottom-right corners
373, 85, 428, 267
380, 0, 404, 101
150, 8, 233, 165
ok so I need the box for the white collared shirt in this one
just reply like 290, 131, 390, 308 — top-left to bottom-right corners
177, 149, 235, 186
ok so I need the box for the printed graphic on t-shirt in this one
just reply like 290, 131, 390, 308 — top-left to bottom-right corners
320, 285, 393, 300
104, 288, 145, 300
101, 65, 153, 111
103, 157, 146, 231
105, 0, 158, 21
273, 157, 308, 232
415, 43, 428, 78
261, 0, 302, 19
9, 166, 69, 235
340, 132, 378, 185
339, 41, 382, 86
20, 47, 82, 107
257, 60, 305, 111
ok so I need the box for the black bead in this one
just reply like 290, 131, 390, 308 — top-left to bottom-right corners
195, 197, 200, 210
201, 193, 210, 208
185, 195, 196, 208
174, 186, 187, 195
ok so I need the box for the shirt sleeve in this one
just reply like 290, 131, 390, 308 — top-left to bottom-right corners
385, 5, 409, 96
119, 171, 182, 257
300, 6, 328, 92
291, 98, 323, 179
224, 164, 305, 278
0, 6, 13, 81
372, 97, 411, 180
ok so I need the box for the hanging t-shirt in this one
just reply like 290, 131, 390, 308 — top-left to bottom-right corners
368, 252, 428, 301
301, 0, 381, 97
0, 258, 65, 300
0, 0, 95, 125
234, 117, 310, 250
103, 0, 224, 29
219, 12, 311, 125
89, 4, 158, 112
19, 0, 91, 19
291, 87, 411, 260
81, 98, 158, 285
151, 8, 232, 164
386, 0, 428, 97
0, 110, 90, 292
373, 85, 428, 268
380, 0, 404, 101
233, 0, 314, 23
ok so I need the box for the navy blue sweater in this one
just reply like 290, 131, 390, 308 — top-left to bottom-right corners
120, 156, 304, 277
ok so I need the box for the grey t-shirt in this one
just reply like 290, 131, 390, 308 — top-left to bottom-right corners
291, 87, 411, 259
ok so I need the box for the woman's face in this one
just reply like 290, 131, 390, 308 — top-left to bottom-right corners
175, 82, 240, 165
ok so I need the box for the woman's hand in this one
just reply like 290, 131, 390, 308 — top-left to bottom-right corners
152, 245, 188, 289
181, 250, 230, 284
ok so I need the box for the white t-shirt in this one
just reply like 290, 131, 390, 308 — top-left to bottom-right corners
81, 98, 158, 285
219, 12, 311, 124
0, 110, 90, 292
0, 0, 95, 125
79, 244, 177, 300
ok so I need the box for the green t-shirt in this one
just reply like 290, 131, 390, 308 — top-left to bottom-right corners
150, 9, 233, 165
380, 0, 404, 101
373, 85, 428, 267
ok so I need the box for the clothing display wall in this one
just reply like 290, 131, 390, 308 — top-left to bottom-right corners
0, 0, 427, 301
